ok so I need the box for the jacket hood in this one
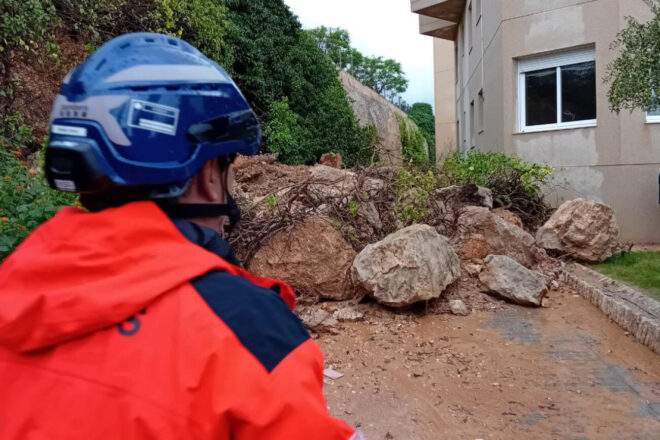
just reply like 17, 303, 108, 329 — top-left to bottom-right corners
0, 202, 225, 353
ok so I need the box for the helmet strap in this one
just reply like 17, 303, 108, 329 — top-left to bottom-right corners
160, 193, 241, 237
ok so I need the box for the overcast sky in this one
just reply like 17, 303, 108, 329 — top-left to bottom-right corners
283, 0, 435, 108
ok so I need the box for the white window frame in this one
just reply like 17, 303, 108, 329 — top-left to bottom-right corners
518, 48, 597, 133
647, 109, 660, 124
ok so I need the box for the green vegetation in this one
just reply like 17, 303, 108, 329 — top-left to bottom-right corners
593, 252, 660, 301
394, 167, 437, 225
308, 26, 409, 104
397, 115, 429, 166
443, 151, 553, 226
0, 113, 77, 260
605, 0, 660, 113
407, 103, 436, 164
0, 0, 56, 53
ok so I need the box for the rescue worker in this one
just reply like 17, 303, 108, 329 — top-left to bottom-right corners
0, 33, 362, 439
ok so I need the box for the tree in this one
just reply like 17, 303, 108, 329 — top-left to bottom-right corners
407, 103, 436, 164
307, 26, 409, 104
605, 0, 660, 113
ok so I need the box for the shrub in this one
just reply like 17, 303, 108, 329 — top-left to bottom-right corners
407, 103, 436, 164
0, 0, 57, 53
398, 114, 429, 166
264, 97, 309, 165
394, 166, 437, 225
443, 151, 553, 227
0, 114, 76, 260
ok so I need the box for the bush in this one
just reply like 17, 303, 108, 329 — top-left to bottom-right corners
398, 114, 429, 166
394, 166, 437, 225
264, 97, 309, 165
0, 0, 57, 53
443, 151, 553, 226
407, 103, 436, 164
0, 114, 76, 260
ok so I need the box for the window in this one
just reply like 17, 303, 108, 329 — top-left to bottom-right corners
648, 108, 660, 123
518, 48, 597, 133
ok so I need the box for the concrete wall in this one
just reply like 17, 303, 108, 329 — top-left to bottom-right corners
440, 0, 660, 243
433, 38, 457, 159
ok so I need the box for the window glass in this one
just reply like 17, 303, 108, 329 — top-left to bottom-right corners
525, 68, 557, 126
561, 61, 596, 122
648, 108, 660, 117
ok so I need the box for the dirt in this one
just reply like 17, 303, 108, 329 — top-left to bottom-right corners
318, 287, 660, 440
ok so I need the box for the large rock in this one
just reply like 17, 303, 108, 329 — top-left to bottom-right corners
479, 255, 548, 307
248, 216, 356, 300
458, 207, 537, 268
536, 199, 621, 263
351, 224, 461, 307
432, 185, 493, 225
492, 208, 524, 229
339, 71, 409, 166
309, 165, 383, 200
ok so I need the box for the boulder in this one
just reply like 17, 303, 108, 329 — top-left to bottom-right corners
433, 185, 494, 224
492, 208, 524, 229
299, 308, 338, 330
479, 255, 548, 307
309, 165, 383, 200
536, 199, 621, 263
458, 207, 537, 268
351, 224, 461, 307
357, 201, 382, 230
339, 71, 404, 166
248, 216, 356, 300
320, 153, 343, 169
458, 233, 490, 261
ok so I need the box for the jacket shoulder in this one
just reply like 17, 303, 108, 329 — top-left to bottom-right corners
191, 270, 309, 373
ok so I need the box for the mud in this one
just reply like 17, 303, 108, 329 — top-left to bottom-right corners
319, 287, 660, 439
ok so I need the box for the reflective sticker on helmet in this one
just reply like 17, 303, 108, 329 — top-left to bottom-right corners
54, 179, 77, 192
52, 124, 88, 137
127, 100, 180, 136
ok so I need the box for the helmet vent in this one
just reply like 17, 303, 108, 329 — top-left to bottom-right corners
130, 86, 148, 92
145, 38, 155, 43
95, 59, 107, 71
120, 42, 131, 50
168, 39, 178, 46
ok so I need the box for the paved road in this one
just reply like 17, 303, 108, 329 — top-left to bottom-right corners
320, 287, 660, 440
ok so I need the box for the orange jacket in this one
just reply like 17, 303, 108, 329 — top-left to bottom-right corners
0, 202, 356, 439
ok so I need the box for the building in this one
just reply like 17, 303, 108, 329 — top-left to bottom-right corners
412, 0, 660, 243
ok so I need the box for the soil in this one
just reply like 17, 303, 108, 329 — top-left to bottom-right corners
318, 287, 660, 440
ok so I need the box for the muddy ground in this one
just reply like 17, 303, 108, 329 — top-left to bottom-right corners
319, 287, 660, 440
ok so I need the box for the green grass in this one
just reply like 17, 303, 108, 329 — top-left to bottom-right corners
592, 252, 660, 301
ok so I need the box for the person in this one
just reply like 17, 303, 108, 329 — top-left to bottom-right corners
0, 33, 362, 439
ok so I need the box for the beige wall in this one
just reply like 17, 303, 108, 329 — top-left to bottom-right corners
433, 39, 457, 159
436, 0, 660, 243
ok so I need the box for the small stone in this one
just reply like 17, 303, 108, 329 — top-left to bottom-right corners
323, 368, 345, 380
449, 299, 470, 316
333, 307, 365, 322
464, 263, 484, 277
550, 280, 560, 290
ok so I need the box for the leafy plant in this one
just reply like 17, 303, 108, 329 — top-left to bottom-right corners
407, 103, 436, 164
398, 114, 429, 166
0, 0, 57, 53
349, 200, 359, 218
393, 167, 437, 225
0, 115, 76, 261
266, 194, 277, 210
605, 0, 660, 113
443, 151, 553, 227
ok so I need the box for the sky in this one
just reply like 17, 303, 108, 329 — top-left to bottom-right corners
283, 0, 435, 107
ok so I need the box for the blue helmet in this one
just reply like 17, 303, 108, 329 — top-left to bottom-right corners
45, 32, 260, 198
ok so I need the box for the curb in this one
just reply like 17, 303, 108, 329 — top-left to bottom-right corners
562, 263, 660, 356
